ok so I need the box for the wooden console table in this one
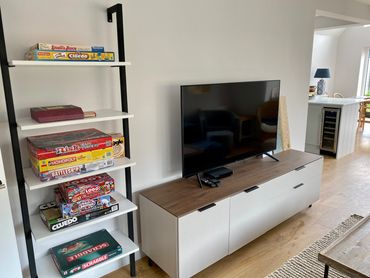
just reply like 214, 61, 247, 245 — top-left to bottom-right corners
140, 150, 323, 278
318, 215, 370, 278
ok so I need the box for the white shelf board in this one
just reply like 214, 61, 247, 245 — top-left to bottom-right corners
30, 192, 137, 243
17, 109, 133, 131
25, 157, 136, 190
9, 60, 131, 67
36, 230, 139, 278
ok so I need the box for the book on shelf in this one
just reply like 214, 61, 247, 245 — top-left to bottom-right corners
30, 105, 84, 123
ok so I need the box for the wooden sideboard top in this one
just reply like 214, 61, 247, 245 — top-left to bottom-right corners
140, 150, 322, 217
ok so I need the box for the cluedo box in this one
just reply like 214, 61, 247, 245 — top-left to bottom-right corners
50, 229, 122, 277
25, 50, 115, 62
39, 198, 119, 232
58, 173, 115, 203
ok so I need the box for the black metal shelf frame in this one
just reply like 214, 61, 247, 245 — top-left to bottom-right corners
0, 3, 136, 277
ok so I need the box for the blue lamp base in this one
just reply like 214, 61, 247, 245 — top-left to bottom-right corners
317, 79, 326, 95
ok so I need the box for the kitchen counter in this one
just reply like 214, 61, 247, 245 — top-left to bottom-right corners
308, 97, 362, 107
305, 97, 359, 159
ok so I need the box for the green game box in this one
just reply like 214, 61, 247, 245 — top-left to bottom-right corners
50, 229, 122, 277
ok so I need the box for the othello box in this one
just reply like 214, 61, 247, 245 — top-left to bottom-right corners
27, 128, 112, 160
39, 199, 119, 232
58, 173, 115, 203
25, 50, 115, 62
50, 229, 122, 277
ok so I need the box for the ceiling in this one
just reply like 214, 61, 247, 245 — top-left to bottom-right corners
354, 0, 370, 5
315, 16, 359, 29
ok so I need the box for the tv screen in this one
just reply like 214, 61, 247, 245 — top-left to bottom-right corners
181, 80, 280, 177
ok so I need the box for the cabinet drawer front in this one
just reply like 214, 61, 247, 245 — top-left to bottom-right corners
178, 198, 230, 278
229, 184, 290, 253
291, 159, 323, 182
229, 159, 323, 254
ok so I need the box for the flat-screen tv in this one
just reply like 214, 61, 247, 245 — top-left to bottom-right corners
181, 80, 280, 177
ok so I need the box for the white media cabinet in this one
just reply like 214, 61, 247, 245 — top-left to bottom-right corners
140, 150, 323, 278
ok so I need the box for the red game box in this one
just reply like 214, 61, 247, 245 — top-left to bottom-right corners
58, 173, 115, 203
27, 129, 112, 160
30, 105, 84, 123
55, 189, 113, 218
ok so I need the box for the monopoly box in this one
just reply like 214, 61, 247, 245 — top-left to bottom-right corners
30, 147, 113, 173
39, 198, 119, 232
58, 173, 115, 203
33, 158, 114, 182
25, 50, 115, 62
30, 43, 104, 52
55, 189, 113, 218
27, 128, 112, 160
50, 229, 122, 277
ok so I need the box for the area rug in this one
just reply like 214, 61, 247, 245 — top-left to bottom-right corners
266, 214, 364, 278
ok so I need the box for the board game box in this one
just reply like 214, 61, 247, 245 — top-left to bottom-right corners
110, 133, 125, 158
30, 43, 104, 52
25, 50, 115, 62
27, 128, 112, 160
55, 189, 113, 218
39, 198, 119, 232
33, 158, 114, 182
50, 229, 122, 277
30, 105, 84, 123
58, 173, 115, 203
30, 147, 113, 173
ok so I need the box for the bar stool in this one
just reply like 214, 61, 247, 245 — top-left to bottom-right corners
358, 100, 370, 129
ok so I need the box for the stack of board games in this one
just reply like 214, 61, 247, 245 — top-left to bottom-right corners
27, 128, 113, 181
51, 229, 122, 277
25, 43, 115, 62
40, 173, 119, 232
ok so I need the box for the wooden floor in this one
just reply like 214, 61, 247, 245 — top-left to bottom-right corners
106, 128, 370, 278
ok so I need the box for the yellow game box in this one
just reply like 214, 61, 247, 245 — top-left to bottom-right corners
30, 147, 113, 172
25, 50, 115, 61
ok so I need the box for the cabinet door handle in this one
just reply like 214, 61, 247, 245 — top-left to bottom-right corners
198, 203, 216, 212
295, 166, 306, 171
244, 186, 259, 193
293, 183, 304, 189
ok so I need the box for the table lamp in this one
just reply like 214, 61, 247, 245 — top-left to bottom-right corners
314, 68, 330, 95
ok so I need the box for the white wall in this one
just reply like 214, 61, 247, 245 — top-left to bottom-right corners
310, 33, 340, 95
1, 0, 370, 276
334, 26, 370, 97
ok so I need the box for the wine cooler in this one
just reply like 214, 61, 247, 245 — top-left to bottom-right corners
320, 107, 341, 154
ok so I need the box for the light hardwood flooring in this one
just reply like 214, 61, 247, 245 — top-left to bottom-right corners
106, 128, 370, 278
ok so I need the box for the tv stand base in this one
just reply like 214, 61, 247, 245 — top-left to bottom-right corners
263, 152, 280, 162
